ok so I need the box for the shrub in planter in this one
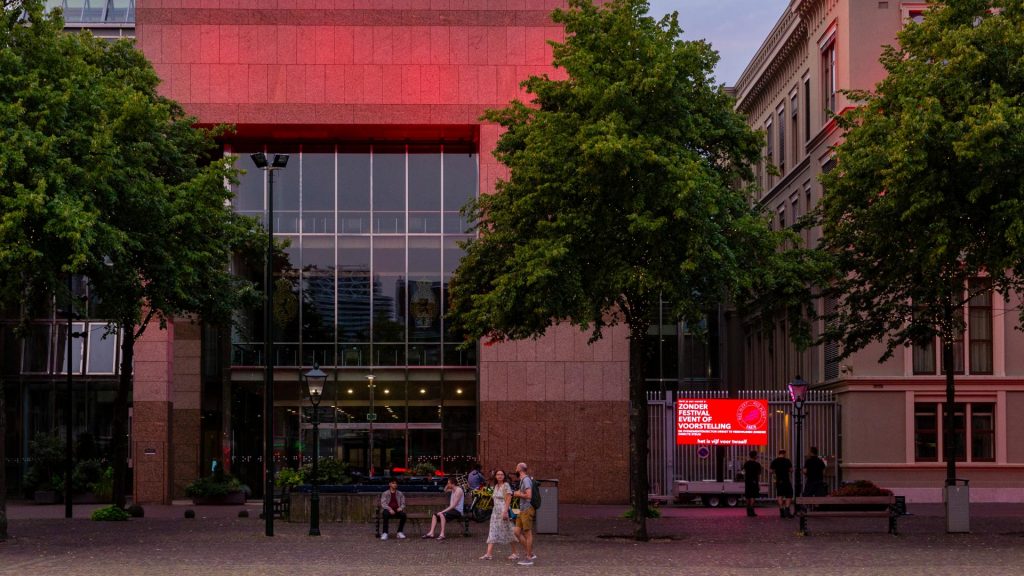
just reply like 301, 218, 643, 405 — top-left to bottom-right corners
185, 472, 247, 504
91, 505, 130, 521
275, 467, 303, 490
299, 458, 352, 485
822, 480, 894, 511
25, 433, 64, 500
830, 480, 893, 497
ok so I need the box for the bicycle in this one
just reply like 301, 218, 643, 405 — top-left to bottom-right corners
467, 486, 494, 523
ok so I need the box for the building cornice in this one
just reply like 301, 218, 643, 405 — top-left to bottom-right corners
733, 1, 808, 113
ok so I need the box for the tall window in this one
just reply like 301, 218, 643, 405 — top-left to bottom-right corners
822, 40, 836, 118
914, 402, 995, 462
765, 120, 774, 186
968, 278, 993, 374
803, 76, 811, 142
790, 92, 799, 163
777, 105, 786, 176
912, 280, 991, 375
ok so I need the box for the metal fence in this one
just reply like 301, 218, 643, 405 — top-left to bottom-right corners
647, 389, 839, 499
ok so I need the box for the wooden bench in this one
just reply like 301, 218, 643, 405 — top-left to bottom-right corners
795, 495, 899, 535
374, 494, 471, 538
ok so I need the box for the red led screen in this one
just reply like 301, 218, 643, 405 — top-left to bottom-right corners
676, 399, 769, 445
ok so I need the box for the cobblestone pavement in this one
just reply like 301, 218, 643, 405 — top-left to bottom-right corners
3, 502, 1024, 576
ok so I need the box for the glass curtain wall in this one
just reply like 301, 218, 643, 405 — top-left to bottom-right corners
228, 142, 478, 478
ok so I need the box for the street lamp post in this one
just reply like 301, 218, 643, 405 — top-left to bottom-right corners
366, 374, 376, 477
251, 152, 289, 537
303, 364, 327, 537
788, 376, 809, 501
65, 274, 78, 520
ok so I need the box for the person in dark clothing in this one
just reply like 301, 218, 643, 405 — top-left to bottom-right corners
769, 449, 794, 518
742, 450, 763, 517
803, 446, 827, 497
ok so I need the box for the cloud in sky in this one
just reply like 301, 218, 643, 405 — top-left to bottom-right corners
647, 0, 790, 85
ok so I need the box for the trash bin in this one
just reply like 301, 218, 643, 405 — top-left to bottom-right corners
945, 478, 970, 533
534, 478, 559, 534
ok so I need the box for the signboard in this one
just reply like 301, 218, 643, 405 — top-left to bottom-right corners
676, 399, 769, 445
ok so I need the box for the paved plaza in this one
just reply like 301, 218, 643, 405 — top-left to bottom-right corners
2, 501, 1024, 575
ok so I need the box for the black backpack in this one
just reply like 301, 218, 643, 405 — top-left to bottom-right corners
529, 477, 542, 510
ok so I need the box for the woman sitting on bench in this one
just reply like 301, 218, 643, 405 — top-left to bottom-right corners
422, 476, 464, 541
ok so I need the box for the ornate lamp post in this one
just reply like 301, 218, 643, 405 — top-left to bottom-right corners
251, 151, 289, 537
303, 363, 327, 537
788, 376, 809, 500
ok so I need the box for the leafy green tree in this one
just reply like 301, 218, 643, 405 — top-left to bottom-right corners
449, 0, 802, 540
818, 0, 1024, 488
0, 1, 262, 510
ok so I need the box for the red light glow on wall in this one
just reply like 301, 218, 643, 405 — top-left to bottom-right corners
676, 399, 769, 446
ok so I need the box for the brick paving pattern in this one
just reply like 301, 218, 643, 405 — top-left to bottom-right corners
3, 502, 1024, 575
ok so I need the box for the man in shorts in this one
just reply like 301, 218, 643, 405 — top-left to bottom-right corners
512, 462, 536, 566
769, 449, 794, 518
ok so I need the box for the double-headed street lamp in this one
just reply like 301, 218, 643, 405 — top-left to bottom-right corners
303, 363, 327, 537
788, 376, 809, 500
251, 152, 289, 537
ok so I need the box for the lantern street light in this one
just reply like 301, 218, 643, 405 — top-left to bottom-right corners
303, 363, 327, 537
252, 152, 289, 537
788, 376, 809, 501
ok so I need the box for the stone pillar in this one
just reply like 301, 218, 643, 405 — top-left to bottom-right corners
479, 323, 630, 504
131, 322, 174, 505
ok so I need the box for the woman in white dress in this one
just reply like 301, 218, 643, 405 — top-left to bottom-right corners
480, 469, 520, 560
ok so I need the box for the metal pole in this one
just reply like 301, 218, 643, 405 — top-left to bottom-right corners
65, 274, 74, 519
310, 403, 320, 536
794, 408, 803, 500
264, 168, 275, 537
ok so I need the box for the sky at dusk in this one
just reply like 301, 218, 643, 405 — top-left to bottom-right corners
647, 0, 792, 85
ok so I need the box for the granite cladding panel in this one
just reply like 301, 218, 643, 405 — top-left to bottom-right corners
479, 400, 629, 504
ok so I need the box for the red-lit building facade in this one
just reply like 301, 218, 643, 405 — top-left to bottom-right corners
117, 1, 630, 505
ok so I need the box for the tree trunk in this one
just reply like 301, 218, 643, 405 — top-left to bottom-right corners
628, 322, 650, 541
111, 325, 134, 509
0, 380, 8, 541
941, 304, 957, 487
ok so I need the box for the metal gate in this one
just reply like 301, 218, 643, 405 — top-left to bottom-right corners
647, 390, 839, 499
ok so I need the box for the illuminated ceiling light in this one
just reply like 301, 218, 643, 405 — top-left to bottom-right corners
384, 388, 390, 395
456, 388, 463, 395
347, 389, 354, 394
420, 388, 427, 394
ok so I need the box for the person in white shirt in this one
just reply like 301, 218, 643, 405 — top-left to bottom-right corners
422, 476, 464, 541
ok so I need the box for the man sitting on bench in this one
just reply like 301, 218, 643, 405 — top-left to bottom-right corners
422, 476, 464, 541
379, 479, 407, 540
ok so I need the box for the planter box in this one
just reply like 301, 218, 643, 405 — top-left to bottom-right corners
192, 492, 246, 505
33, 489, 61, 504
73, 492, 111, 504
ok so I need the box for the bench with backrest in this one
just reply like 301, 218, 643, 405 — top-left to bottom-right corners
795, 495, 899, 535
374, 493, 471, 538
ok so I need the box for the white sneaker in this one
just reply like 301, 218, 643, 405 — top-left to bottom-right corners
380, 533, 388, 540
517, 560, 534, 566
396, 532, 406, 539
529, 554, 537, 560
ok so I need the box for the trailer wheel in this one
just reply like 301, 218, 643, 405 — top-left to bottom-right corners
703, 495, 722, 508
724, 496, 740, 508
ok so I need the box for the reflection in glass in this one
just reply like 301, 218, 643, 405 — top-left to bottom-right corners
86, 324, 118, 374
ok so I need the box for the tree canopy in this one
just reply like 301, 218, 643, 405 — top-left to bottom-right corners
449, 0, 803, 539
818, 0, 1024, 485
0, 0, 262, 511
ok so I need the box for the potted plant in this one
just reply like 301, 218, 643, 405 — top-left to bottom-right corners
184, 470, 248, 505
24, 433, 64, 504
